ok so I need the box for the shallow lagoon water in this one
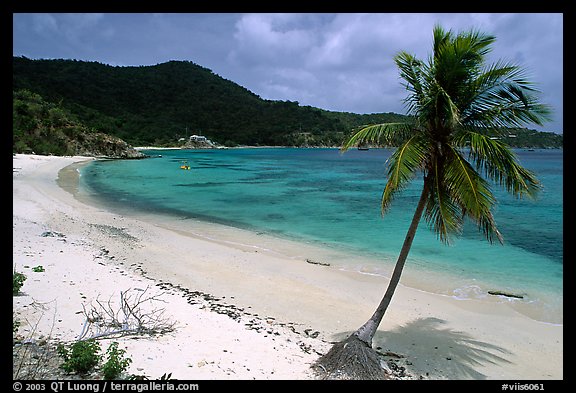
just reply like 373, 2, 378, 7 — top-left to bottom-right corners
79, 148, 563, 323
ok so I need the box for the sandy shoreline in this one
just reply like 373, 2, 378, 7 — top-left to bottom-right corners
13, 154, 563, 380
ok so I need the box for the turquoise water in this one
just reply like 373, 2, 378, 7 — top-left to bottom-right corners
79, 148, 563, 323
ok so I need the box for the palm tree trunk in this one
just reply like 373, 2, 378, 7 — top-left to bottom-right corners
353, 177, 430, 346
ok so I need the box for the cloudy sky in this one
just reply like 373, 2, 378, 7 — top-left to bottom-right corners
13, 13, 563, 133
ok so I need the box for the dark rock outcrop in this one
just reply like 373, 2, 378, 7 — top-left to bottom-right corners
74, 132, 146, 159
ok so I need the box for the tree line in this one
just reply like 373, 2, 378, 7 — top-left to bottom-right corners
13, 57, 562, 151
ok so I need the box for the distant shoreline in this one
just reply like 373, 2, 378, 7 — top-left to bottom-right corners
134, 145, 337, 150
134, 145, 564, 152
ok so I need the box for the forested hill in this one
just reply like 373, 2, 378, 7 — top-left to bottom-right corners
13, 56, 562, 149
13, 56, 402, 147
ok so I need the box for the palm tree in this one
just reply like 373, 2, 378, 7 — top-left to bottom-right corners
313, 24, 551, 380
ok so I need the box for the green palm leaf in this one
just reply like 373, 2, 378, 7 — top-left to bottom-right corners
381, 135, 428, 214
461, 61, 552, 129
341, 122, 413, 151
394, 52, 427, 115
424, 159, 462, 243
444, 145, 503, 243
456, 130, 541, 199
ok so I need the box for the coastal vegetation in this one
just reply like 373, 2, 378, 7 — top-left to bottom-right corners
57, 339, 133, 379
13, 270, 27, 295
57, 339, 102, 375
313, 25, 551, 379
12, 89, 144, 158
13, 281, 173, 379
13, 56, 561, 154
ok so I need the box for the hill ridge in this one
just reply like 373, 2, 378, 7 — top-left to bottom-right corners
13, 56, 563, 149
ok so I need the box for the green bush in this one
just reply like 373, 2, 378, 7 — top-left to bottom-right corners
57, 339, 102, 374
102, 342, 132, 380
13, 271, 27, 295
13, 318, 20, 335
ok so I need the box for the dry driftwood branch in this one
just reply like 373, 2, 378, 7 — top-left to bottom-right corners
78, 287, 176, 340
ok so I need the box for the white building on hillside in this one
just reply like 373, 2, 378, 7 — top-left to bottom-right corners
189, 135, 208, 142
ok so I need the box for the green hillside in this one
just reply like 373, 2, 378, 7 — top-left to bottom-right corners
13, 57, 351, 146
13, 89, 144, 158
13, 56, 562, 149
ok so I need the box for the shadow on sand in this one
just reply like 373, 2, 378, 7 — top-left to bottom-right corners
331, 317, 512, 380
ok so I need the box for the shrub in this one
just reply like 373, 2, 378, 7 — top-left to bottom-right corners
13, 318, 20, 335
102, 342, 132, 380
57, 339, 102, 374
13, 271, 27, 295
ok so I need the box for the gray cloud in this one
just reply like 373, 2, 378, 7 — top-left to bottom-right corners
13, 13, 563, 133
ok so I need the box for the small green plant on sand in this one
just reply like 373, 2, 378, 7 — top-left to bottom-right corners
57, 339, 102, 374
32, 265, 45, 272
13, 271, 27, 295
13, 318, 21, 335
102, 342, 132, 380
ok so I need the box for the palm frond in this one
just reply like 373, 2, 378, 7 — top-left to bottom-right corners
394, 52, 427, 115
454, 28, 495, 60
430, 27, 494, 107
424, 159, 462, 244
426, 81, 461, 130
459, 60, 520, 122
341, 123, 413, 151
457, 130, 541, 199
381, 135, 428, 214
444, 146, 503, 244
460, 61, 552, 129
432, 24, 453, 60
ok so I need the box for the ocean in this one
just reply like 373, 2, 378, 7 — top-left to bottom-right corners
78, 147, 563, 324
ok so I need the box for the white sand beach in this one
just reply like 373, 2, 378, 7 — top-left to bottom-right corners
13, 154, 563, 380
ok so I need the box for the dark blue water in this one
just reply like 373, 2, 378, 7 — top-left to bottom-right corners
79, 148, 563, 323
